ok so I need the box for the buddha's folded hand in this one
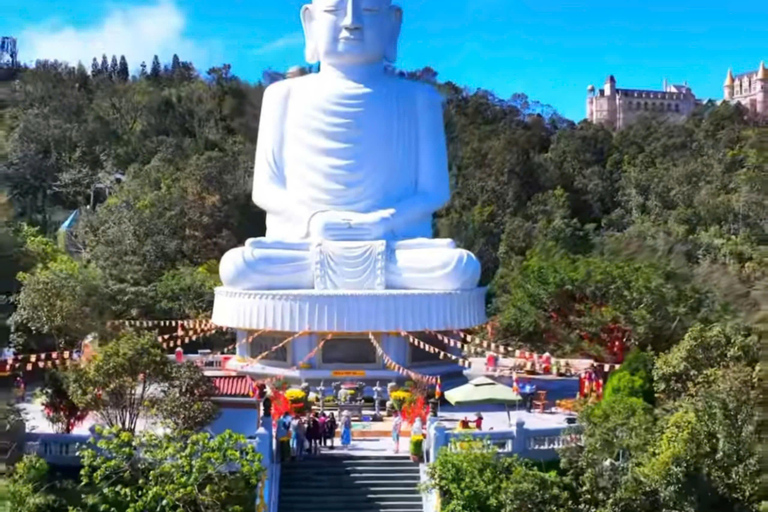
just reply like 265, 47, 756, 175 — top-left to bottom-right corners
349, 209, 395, 239
308, 210, 378, 241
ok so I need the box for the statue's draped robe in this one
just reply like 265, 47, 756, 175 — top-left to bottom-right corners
271, 73, 430, 240
221, 73, 480, 291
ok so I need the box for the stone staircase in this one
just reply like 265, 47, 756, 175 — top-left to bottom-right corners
278, 453, 423, 512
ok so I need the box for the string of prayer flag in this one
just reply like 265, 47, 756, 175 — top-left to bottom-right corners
368, 332, 438, 385
400, 331, 471, 368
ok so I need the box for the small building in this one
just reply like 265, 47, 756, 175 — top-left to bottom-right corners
587, 75, 697, 129
723, 62, 767, 116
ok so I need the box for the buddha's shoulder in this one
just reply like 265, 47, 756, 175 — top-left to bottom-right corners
262, 78, 297, 101
264, 74, 442, 103
386, 75, 441, 97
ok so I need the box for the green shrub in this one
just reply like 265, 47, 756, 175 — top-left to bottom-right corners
410, 435, 423, 459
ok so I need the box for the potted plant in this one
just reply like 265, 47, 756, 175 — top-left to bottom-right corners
409, 435, 423, 463
285, 388, 308, 413
390, 390, 411, 412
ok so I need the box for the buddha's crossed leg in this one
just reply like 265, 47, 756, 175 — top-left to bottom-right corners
219, 238, 481, 291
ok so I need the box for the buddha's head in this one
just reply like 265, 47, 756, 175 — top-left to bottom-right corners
301, 0, 403, 66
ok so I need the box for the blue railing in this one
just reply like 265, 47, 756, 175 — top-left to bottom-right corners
426, 417, 581, 463
24, 432, 90, 467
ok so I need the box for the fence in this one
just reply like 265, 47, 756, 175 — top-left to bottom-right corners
24, 432, 90, 467
426, 418, 581, 463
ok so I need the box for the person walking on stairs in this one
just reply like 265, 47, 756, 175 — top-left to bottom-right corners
326, 412, 338, 449
307, 412, 321, 455
276, 412, 291, 462
318, 412, 328, 448
392, 410, 403, 454
290, 414, 305, 460
340, 410, 352, 448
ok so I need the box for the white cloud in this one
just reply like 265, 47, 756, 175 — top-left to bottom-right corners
253, 32, 305, 56
20, 0, 208, 70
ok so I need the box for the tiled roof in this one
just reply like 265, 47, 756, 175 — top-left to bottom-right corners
210, 375, 255, 397
735, 70, 757, 79
616, 88, 690, 99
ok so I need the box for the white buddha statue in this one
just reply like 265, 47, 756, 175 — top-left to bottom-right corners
220, 0, 481, 292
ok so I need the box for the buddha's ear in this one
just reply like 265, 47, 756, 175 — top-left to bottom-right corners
301, 4, 319, 64
384, 4, 403, 63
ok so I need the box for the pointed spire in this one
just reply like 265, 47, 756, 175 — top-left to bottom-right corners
724, 68, 734, 87
757, 61, 767, 80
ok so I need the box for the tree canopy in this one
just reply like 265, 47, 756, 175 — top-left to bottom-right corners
0, 55, 765, 512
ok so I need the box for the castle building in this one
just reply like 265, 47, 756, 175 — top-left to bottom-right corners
586, 75, 697, 129
723, 62, 767, 115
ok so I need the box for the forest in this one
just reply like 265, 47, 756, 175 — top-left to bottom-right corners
0, 54, 765, 511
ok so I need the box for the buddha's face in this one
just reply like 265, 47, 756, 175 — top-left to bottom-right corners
302, 0, 402, 66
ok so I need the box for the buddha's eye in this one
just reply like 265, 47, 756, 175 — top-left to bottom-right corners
363, 7, 380, 13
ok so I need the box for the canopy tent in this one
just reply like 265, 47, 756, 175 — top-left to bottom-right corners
444, 376, 522, 406
444, 376, 523, 425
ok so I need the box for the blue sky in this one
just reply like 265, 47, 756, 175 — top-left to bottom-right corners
1, 0, 766, 121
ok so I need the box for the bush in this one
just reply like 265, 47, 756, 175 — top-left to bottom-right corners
604, 349, 655, 405
390, 390, 411, 411
424, 448, 573, 512
285, 389, 306, 402
410, 435, 423, 460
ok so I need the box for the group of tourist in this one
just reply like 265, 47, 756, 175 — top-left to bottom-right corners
458, 412, 484, 430
275, 410, 354, 461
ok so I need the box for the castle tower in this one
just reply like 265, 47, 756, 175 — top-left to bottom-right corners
586, 84, 595, 122
724, 69, 735, 100
757, 61, 767, 115
603, 76, 617, 128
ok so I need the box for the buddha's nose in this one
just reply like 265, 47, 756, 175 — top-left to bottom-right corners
341, 0, 363, 32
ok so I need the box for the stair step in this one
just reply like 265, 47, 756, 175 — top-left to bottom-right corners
279, 508, 422, 512
280, 497, 423, 504
281, 482, 419, 489
281, 486, 420, 494
282, 470, 420, 477
280, 478, 420, 485
283, 460, 418, 466
278, 455, 423, 512
282, 466, 419, 475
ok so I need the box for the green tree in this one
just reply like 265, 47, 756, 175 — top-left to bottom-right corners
78, 428, 263, 512
100, 54, 109, 75
40, 370, 89, 434
493, 243, 716, 355
117, 55, 129, 82
171, 53, 181, 74
11, 251, 108, 351
560, 394, 656, 511
149, 55, 161, 80
155, 361, 219, 432
154, 262, 220, 318
8, 455, 64, 512
653, 323, 757, 402
68, 331, 171, 433
109, 55, 118, 80
424, 446, 572, 512
603, 349, 655, 405
90, 57, 99, 78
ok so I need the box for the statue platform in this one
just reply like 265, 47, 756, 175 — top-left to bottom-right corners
212, 287, 486, 333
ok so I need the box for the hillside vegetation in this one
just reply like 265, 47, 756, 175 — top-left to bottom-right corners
0, 56, 765, 511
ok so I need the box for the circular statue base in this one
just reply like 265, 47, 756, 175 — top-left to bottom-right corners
212, 287, 487, 332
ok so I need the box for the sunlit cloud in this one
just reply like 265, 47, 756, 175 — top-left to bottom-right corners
20, 0, 209, 70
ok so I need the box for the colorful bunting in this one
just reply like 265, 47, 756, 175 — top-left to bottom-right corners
368, 333, 438, 385
400, 331, 471, 367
